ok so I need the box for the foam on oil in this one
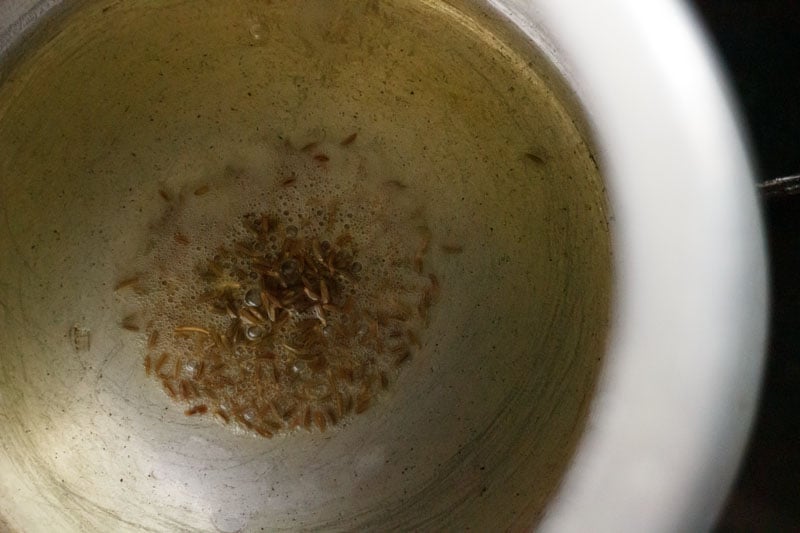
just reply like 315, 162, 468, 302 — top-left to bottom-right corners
121, 134, 437, 436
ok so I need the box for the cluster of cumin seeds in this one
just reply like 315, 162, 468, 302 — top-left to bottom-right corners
141, 206, 438, 438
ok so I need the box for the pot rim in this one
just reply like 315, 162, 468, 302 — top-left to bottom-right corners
492, 0, 768, 530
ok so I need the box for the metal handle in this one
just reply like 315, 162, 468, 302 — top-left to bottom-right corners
759, 175, 800, 198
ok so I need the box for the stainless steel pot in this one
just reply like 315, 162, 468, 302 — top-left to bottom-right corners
0, 0, 767, 531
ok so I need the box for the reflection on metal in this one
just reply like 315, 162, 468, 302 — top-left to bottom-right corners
0, 0, 612, 530
759, 175, 800, 198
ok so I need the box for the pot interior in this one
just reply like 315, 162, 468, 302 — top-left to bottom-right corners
0, 0, 612, 530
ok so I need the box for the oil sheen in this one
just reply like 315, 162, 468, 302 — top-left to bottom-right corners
0, 0, 612, 530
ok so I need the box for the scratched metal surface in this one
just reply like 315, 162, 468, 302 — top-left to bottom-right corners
0, 1, 611, 531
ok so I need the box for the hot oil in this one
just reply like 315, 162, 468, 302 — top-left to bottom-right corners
0, 0, 612, 527
121, 135, 438, 437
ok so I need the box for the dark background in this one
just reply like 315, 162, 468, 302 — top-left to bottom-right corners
690, 1, 800, 530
